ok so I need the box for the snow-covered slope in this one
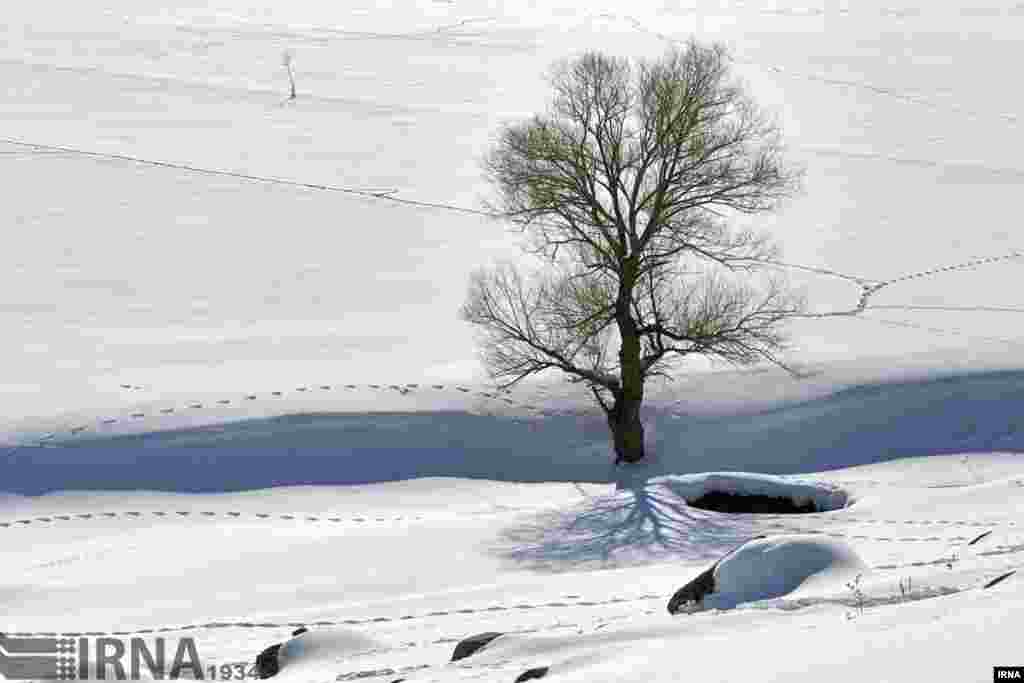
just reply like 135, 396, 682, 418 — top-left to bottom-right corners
4, 360, 1024, 682
4, 360, 1024, 493
3, 446, 1023, 682
4, 0, 1024, 680
2, 0, 1024, 420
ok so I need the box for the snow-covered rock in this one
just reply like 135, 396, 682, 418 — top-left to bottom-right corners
514, 666, 551, 682
272, 628, 381, 680
705, 535, 868, 609
451, 632, 505, 662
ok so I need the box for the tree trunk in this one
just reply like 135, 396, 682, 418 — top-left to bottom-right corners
608, 392, 645, 464
612, 274, 646, 464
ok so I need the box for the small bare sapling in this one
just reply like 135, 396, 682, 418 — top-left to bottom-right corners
282, 50, 297, 100
844, 573, 866, 619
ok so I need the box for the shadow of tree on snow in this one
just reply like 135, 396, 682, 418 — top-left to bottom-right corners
488, 478, 759, 573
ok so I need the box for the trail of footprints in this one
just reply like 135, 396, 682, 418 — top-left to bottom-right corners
2, 506, 1017, 540
0, 509, 425, 528
4, 507, 1019, 593
7, 558, 1019, 642
2, 505, 1018, 545
4, 507, 1023, 639
12, 382, 559, 448
3, 592, 664, 638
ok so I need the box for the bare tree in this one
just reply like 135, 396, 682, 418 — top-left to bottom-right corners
461, 40, 805, 465
282, 50, 297, 100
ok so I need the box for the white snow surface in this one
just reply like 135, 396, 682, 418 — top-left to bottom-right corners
275, 630, 382, 681
4, 362, 1024, 682
3, 0, 1024, 421
707, 535, 867, 609
4, 0, 1024, 681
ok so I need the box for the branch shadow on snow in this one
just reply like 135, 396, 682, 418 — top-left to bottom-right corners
488, 478, 758, 572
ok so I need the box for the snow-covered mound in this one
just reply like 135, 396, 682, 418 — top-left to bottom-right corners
274, 629, 382, 681
706, 535, 867, 610
655, 472, 849, 513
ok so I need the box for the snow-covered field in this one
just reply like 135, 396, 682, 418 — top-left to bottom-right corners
4, 0, 1024, 681
3, 0, 1024, 417
4, 369, 1024, 682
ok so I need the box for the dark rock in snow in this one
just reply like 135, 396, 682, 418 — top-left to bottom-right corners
514, 666, 550, 682
254, 643, 282, 679
983, 570, 1016, 589
667, 564, 717, 614
291, 627, 308, 636
450, 632, 504, 662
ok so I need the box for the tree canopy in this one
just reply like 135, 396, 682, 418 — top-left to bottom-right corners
463, 40, 805, 463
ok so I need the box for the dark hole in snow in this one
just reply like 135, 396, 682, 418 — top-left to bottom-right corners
687, 490, 818, 514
